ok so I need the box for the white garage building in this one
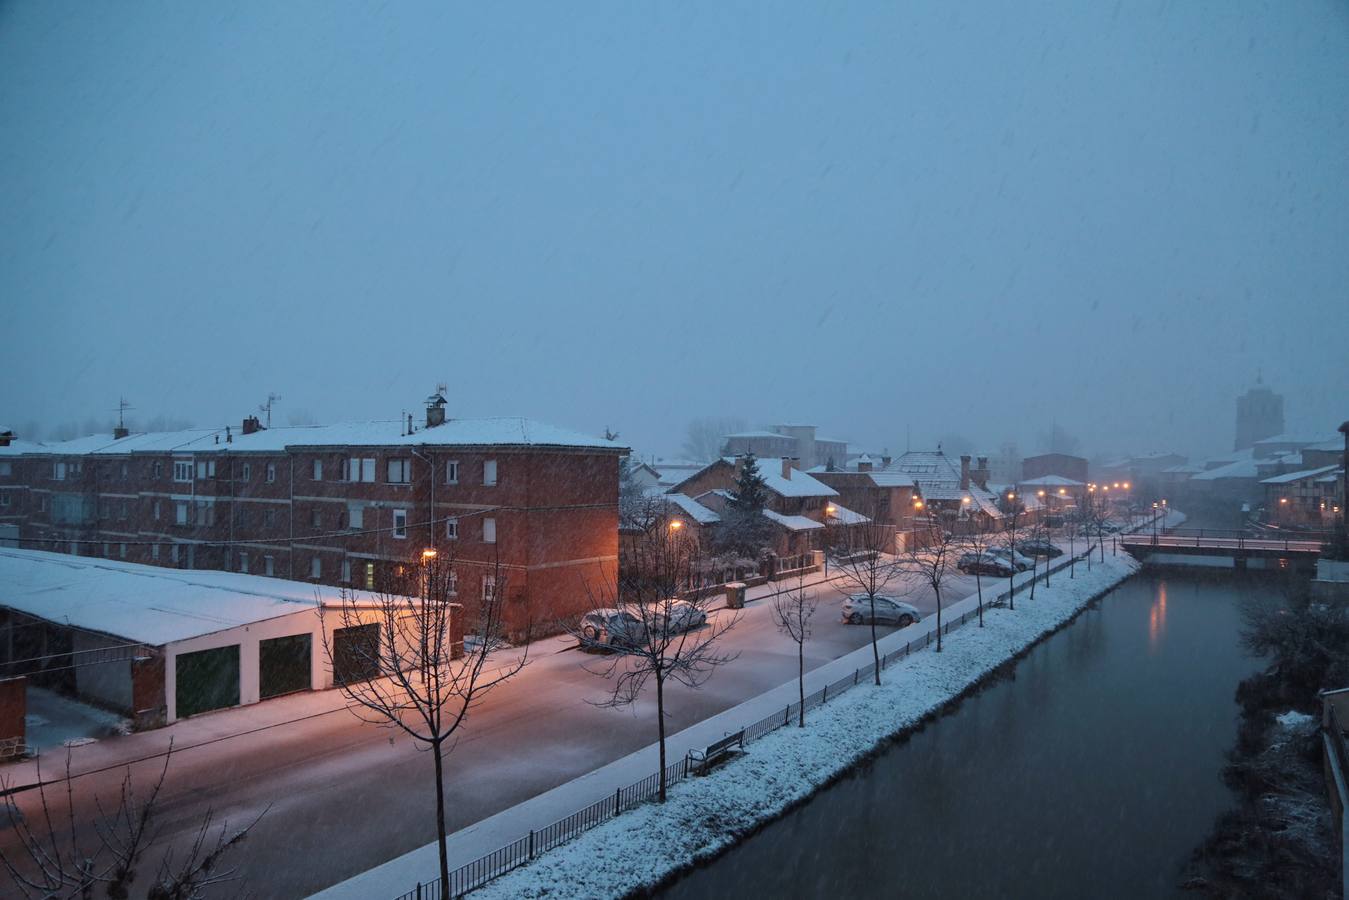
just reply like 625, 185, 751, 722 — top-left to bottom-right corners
0, 548, 405, 725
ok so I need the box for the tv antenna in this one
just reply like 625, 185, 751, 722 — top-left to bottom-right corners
259, 392, 282, 429
115, 397, 134, 430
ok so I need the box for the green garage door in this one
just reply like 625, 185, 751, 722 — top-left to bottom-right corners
175, 645, 240, 718
259, 634, 312, 699
332, 624, 381, 684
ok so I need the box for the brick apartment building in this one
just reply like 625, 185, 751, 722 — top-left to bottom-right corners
0, 398, 623, 637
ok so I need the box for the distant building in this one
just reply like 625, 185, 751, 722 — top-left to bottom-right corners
1235, 378, 1285, 451
722, 425, 848, 471
1022, 453, 1088, 485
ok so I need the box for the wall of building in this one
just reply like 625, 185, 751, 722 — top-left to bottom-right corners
72, 630, 134, 712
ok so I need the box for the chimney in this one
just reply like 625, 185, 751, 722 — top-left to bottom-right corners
407, 413, 414, 435
0, 429, 12, 448
425, 392, 447, 428
857, 456, 873, 473
881, 455, 892, 468
974, 456, 990, 490
242, 416, 263, 435
226, 426, 232, 443
960, 455, 971, 490
113, 426, 130, 440
781, 458, 794, 480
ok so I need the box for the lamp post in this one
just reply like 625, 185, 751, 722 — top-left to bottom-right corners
1152, 502, 1159, 542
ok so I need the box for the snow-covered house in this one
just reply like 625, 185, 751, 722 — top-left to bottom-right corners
0, 547, 450, 728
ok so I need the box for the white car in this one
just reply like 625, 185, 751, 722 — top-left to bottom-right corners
841, 594, 921, 627
656, 600, 707, 636
579, 608, 646, 649
989, 548, 1034, 572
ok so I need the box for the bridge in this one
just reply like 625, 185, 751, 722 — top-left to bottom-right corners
1120, 528, 1327, 567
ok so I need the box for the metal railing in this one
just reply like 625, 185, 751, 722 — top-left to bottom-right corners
391, 543, 1100, 900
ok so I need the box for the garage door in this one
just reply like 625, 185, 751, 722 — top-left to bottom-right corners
175, 645, 240, 718
259, 634, 312, 699
332, 624, 381, 684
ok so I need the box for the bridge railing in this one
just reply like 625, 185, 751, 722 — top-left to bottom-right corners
1124, 527, 1330, 553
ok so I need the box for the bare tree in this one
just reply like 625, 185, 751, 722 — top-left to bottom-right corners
960, 510, 1001, 627
1081, 488, 1111, 563
0, 744, 261, 899
576, 520, 738, 802
902, 509, 960, 652
1001, 490, 1025, 610
824, 502, 906, 685
681, 415, 747, 462
771, 572, 817, 727
321, 549, 528, 893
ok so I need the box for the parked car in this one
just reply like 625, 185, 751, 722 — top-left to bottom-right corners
579, 608, 646, 649
1015, 540, 1063, 559
988, 548, 1033, 571
841, 594, 922, 627
957, 552, 1016, 577
655, 600, 707, 636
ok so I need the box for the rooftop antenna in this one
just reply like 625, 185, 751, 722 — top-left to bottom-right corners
259, 392, 281, 429
115, 397, 133, 430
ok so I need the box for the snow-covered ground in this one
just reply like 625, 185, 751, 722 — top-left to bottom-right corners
472, 549, 1143, 899
23, 686, 129, 753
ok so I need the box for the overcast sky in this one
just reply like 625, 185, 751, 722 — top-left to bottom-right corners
2, 1, 1347, 460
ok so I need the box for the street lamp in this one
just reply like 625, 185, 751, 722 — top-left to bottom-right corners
1152, 502, 1159, 541
669, 519, 684, 531
421, 547, 438, 561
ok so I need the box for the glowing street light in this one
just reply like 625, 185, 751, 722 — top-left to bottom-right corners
669, 519, 684, 531
826, 504, 838, 516
421, 547, 438, 561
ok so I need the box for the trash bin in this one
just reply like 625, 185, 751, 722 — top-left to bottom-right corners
725, 581, 747, 609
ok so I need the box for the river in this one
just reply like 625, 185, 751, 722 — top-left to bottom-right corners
660, 569, 1277, 899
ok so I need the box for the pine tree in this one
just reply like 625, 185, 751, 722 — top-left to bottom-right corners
728, 452, 769, 514
716, 453, 773, 557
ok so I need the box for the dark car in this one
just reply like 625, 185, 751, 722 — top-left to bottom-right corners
1016, 540, 1063, 559
957, 552, 1016, 577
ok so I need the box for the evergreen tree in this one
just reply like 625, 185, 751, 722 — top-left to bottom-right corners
728, 452, 770, 514
716, 453, 773, 557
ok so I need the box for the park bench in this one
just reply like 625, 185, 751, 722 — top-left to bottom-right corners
688, 729, 744, 775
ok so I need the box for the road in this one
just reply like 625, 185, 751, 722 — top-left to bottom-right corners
0, 562, 999, 899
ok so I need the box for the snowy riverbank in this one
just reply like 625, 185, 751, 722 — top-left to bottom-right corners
474, 549, 1144, 899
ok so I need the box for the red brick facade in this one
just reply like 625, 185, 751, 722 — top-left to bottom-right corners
0, 422, 620, 639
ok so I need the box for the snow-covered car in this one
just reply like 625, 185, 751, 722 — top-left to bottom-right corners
957, 552, 1016, 577
989, 548, 1033, 572
841, 594, 921, 627
579, 609, 646, 649
1015, 540, 1063, 559
654, 600, 707, 636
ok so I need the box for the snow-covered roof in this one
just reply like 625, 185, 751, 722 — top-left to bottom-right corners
1018, 475, 1085, 487
0, 438, 46, 456
19, 418, 623, 456
664, 493, 721, 526
1259, 465, 1341, 485
1253, 432, 1340, 448
719, 457, 838, 499
1191, 456, 1263, 481
0, 548, 386, 646
724, 430, 790, 440
762, 510, 824, 532
824, 503, 871, 526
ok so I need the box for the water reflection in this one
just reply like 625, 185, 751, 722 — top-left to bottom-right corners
660, 572, 1273, 900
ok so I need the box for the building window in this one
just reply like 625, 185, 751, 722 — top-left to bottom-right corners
151, 543, 160, 561
445, 460, 459, 484
119, 543, 127, 559
348, 458, 375, 483
195, 503, 215, 526
483, 460, 498, 486
265, 555, 275, 576
0, 493, 9, 508
173, 461, 192, 482
482, 517, 496, 544
0, 461, 11, 477
311, 508, 321, 529
175, 502, 189, 525
311, 557, 322, 579
240, 552, 249, 573
153, 461, 163, 479
387, 459, 412, 484
242, 462, 252, 480
392, 509, 408, 539
119, 500, 128, 519
153, 500, 161, 520
120, 462, 128, 480
263, 508, 276, 527
341, 559, 351, 583
266, 463, 276, 483
348, 504, 364, 529
40, 496, 48, 512
482, 574, 497, 603
312, 459, 323, 481
447, 570, 458, 596
171, 544, 179, 564
364, 562, 375, 590
53, 462, 66, 481
445, 517, 458, 540
103, 542, 110, 557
